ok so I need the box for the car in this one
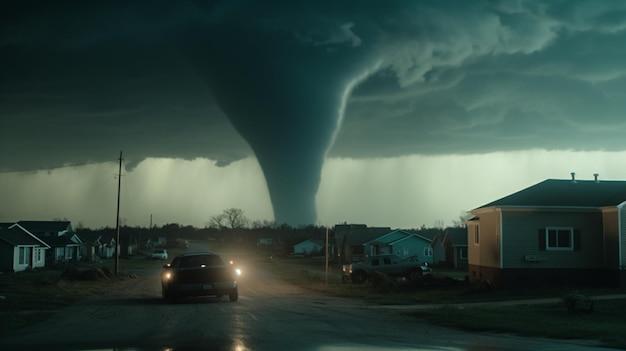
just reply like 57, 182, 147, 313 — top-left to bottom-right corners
150, 249, 168, 260
342, 254, 431, 283
161, 252, 240, 302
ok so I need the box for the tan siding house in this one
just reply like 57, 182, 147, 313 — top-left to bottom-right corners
468, 177, 626, 287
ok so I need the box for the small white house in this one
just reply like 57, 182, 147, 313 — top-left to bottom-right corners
293, 239, 323, 255
0, 225, 50, 272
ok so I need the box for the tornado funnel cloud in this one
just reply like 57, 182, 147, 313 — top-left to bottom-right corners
200, 24, 376, 225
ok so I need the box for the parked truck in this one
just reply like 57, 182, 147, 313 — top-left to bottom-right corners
342, 254, 431, 283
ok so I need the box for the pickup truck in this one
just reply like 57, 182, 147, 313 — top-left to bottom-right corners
342, 254, 431, 283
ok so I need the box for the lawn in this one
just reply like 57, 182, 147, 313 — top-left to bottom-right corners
414, 300, 626, 348
262, 257, 626, 305
0, 252, 170, 336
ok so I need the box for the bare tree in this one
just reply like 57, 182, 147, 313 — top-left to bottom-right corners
208, 208, 248, 229
451, 212, 472, 228
207, 213, 228, 230
223, 208, 248, 229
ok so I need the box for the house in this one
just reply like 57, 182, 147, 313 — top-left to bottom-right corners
119, 233, 138, 257
0, 225, 50, 272
97, 234, 117, 258
363, 230, 434, 264
17, 221, 83, 263
334, 224, 391, 264
432, 227, 468, 269
257, 237, 274, 247
293, 239, 323, 255
146, 234, 166, 248
468, 176, 626, 287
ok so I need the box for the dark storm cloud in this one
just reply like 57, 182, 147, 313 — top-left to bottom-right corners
4, 0, 626, 223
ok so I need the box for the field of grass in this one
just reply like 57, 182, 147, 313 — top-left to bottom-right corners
262, 257, 626, 305
0, 250, 174, 336
414, 300, 626, 348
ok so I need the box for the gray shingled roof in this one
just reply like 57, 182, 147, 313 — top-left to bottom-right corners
18, 221, 71, 234
444, 227, 468, 246
0, 226, 43, 246
477, 179, 626, 209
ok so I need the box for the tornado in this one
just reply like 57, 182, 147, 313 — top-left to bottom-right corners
197, 23, 377, 225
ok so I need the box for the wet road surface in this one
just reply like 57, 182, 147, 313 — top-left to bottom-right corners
0, 243, 619, 351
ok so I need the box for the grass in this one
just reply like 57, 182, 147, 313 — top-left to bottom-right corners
262, 257, 626, 305
0, 251, 173, 336
414, 300, 626, 348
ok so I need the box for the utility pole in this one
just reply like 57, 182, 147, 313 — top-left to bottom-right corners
114, 151, 123, 276
325, 227, 329, 286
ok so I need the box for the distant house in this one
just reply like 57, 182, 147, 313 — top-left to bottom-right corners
334, 224, 391, 264
257, 238, 274, 247
293, 239, 323, 255
364, 230, 434, 264
468, 177, 626, 287
16, 221, 83, 263
97, 234, 116, 258
432, 227, 468, 269
0, 225, 50, 272
146, 234, 166, 248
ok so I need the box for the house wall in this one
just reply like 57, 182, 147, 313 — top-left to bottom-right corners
55, 247, 65, 262
0, 242, 14, 272
390, 237, 433, 264
468, 209, 501, 269
33, 247, 46, 268
602, 209, 619, 269
294, 241, 322, 255
454, 246, 468, 269
13, 246, 33, 272
432, 240, 446, 265
501, 210, 604, 269
620, 205, 626, 271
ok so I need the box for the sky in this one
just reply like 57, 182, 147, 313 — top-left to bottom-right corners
3, 1, 626, 227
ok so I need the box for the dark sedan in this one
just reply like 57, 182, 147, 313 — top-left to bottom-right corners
161, 252, 239, 302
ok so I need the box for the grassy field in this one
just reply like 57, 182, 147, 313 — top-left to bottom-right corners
262, 257, 626, 305
0, 251, 175, 336
414, 300, 626, 348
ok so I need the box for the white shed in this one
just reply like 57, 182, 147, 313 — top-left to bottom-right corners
293, 239, 323, 255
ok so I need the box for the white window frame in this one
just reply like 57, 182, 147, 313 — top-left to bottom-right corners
545, 227, 574, 251
18, 247, 26, 264
423, 246, 433, 257
474, 225, 480, 245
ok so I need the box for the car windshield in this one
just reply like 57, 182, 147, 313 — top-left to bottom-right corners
179, 255, 223, 268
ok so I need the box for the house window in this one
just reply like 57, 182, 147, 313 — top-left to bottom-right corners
383, 257, 391, 265
36, 248, 42, 262
474, 226, 480, 245
423, 246, 433, 257
546, 227, 573, 251
18, 247, 26, 264
371, 258, 379, 266
459, 247, 467, 260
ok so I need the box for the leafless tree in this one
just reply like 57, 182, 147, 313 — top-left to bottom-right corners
208, 208, 248, 229
451, 212, 472, 228
207, 213, 228, 229
223, 208, 248, 229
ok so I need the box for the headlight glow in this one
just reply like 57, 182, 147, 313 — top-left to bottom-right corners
235, 268, 242, 276
163, 271, 172, 281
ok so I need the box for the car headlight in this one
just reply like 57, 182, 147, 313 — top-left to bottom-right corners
235, 268, 242, 277
163, 271, 173, 281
